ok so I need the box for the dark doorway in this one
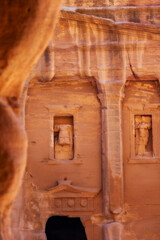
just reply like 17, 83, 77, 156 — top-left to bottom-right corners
45, 216, 87, 240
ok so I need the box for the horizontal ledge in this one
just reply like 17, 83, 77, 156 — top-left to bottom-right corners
41, 159, 83, 165
60, 10, 160, 35
53, 42, 146, 50
129, 157, 160, 164
61, 5, 160, 11
46, 104, 82, 112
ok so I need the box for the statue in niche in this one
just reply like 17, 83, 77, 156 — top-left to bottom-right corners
135, 115, 152, 156
54, 124, 73, 160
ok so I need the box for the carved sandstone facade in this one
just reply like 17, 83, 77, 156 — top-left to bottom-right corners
11, 1, 160, 240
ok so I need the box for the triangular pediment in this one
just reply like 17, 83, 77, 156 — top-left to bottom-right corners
45, 180, 100, 198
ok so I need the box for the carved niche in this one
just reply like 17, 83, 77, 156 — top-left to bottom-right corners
123, 80, 160, 163
54, 116, 73, 160
46, 104, 82, 164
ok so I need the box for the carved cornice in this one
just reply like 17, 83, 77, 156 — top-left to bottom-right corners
60, 9, 160, 35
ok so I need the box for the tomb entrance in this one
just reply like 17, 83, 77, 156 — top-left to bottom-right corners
45, 216, 87, 240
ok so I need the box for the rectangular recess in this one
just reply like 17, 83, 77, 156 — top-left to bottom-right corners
54, 116, 74, 160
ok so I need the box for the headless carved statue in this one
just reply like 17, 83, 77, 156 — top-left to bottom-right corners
135, 116, 152, 156
54, 124, 73, 160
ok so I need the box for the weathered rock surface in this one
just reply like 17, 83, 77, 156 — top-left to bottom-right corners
0, 0, 62, 98
0, 1, 62, 239
63, 0, 160, 7
11, 1, 160, 240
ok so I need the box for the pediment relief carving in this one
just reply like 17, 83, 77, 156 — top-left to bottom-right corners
45, 180, 100, 198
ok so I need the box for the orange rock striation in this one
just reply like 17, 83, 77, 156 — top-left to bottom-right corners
0, 1, 62, 239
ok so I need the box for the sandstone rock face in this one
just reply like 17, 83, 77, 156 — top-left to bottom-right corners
12, 1, 160, 240
0, 97, 27, 240
0, 0, 62, 98
0, 1, 62, 239
63, 0, 160, 7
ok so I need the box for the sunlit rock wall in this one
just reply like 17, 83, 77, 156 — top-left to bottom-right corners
11, 2, 160, 240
